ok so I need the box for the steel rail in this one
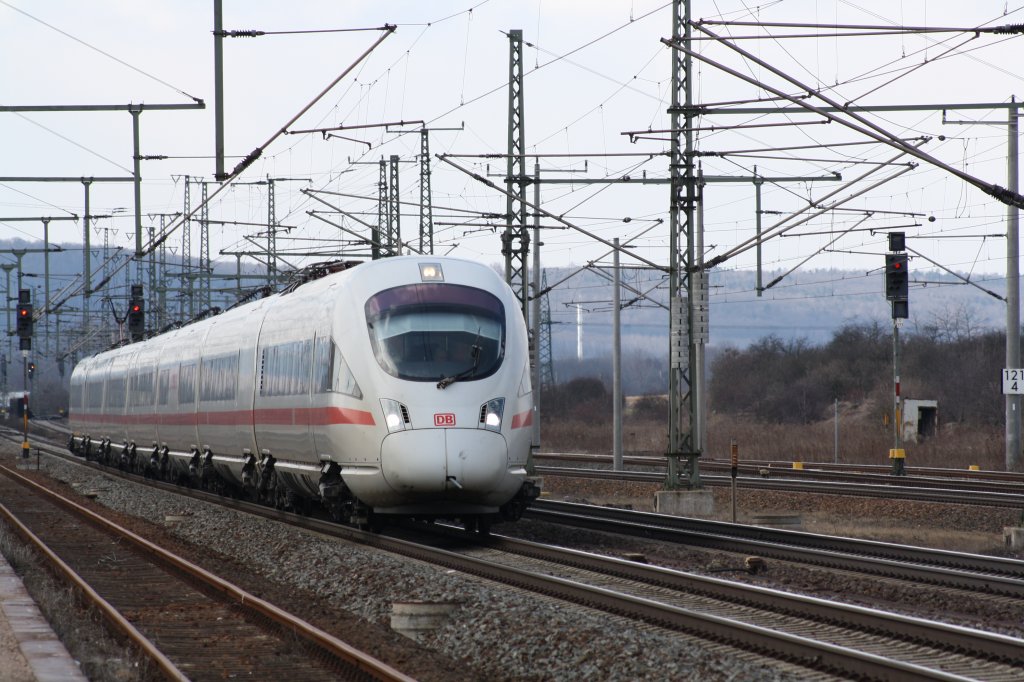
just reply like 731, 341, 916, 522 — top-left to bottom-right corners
533, 464, 1024, 508
19, 426, 1024, 580
481, 533, 1024, 663
0, 463, 417, 682
0, 497, 188, 681
11, 432, 1020, 679
527, 501, 1024, 591
535, 451, 1024, 489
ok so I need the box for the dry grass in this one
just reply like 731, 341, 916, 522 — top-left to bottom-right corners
541, 406, 1008, 470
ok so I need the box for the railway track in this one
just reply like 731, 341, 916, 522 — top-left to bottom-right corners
538, 451, 1024, 485
526, 500, 1024, 596
0, 461, 415, 682
533, 463, 1024, 508
424, 527, 1024, 681
10, 427, 1024, 679
34, 420, 1024, 505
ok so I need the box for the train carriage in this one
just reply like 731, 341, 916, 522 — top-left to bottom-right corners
69, 256, 540, 530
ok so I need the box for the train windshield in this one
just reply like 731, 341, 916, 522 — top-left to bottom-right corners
365, 283, 505, 382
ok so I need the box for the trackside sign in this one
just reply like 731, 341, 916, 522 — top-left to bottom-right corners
1003, 369, 1024, 395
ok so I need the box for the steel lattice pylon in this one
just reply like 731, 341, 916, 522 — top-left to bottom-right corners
419, 130, 434, 254
504, 29, 530, 320
387, 155, 401, 256
267, 177, 277, 284
200, 181, 211, 311
667, 0, 703, 489
375, 160, 385, 260
539, 270, 555, 388
182, 176, 193, 319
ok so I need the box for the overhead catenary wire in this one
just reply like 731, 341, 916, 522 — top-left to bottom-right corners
6, 3, 1020, 335
46, 25, 397, 315
667, 23, 1024, 211
0, 0, 202, 103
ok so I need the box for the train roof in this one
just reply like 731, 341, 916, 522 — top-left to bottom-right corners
76, 255, 504, 366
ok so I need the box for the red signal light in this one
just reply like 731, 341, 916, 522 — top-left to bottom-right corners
131, 304, 141, 313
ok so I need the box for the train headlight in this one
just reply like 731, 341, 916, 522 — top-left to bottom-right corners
478, 397, 505, 432
419, 263, 444, 282
381, 398, 410, 432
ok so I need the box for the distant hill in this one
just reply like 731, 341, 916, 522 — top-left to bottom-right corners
541, 264, 1008, 360
1, 237, 1009, 394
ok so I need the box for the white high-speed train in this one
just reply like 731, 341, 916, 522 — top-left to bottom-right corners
68, 256, 539, 530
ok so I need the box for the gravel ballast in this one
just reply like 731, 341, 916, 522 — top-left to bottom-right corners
1, 446, 802, 681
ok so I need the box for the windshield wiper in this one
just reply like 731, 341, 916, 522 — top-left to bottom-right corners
437, 343, 481, 389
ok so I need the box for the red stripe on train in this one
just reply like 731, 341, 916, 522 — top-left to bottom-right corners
510, 409, 533, 429
71, 406, 376, 427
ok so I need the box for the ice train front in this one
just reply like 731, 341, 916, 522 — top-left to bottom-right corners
328, 258, 538, 520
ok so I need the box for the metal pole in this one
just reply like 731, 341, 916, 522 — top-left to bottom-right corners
158, 215, 168, 329
214, 0, 226, 181
21, 354, 29, 458
1007, 100, 1021, 472
131, 108, 143, 257
42, 218, 50, 355
755, 172, 763, 297
892, 320, 906, 475
82, 180, 92, 343
2, 265, 12, 399
730, 440, 738, 523
834, 398, 839, 464
235, 254, 243, 301
576, 304, 582, 360
613, 238, 623, 471
531, 162, 542, 453
694, 174, 706, 456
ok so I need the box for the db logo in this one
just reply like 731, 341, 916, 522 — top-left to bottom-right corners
434, 413, 456, 426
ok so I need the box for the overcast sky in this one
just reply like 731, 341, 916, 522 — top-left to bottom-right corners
2, 0, 1023, 299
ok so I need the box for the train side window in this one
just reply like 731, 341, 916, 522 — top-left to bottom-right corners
86, 380, 103, 409
313, 336, 362, 399
106, 374, 127, 411
312, 336, 333, 393
261, 340, 311, 397
129, 368, 154, 408
201, 354, 239, 402
70, 376, 84, 410
179, 364, 196, 405
335, 350, 362, 398
85, 358, 111, 410
157, 368, 173, 406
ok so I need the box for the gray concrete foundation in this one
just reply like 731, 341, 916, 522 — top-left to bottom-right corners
1004, 527, 1024, 550
391, 601, 458, 642
654, 489, 715, 517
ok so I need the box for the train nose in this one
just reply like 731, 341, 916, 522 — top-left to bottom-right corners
380, 429, 509, 494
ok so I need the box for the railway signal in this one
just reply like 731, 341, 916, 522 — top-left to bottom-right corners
884, 253, 909, 301
885, 233, 907, 475
884, 232, 908, 320
16, 289, 32, 351
128, 284, 144, 342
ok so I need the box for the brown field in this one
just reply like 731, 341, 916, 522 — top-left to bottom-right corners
540, 404, 1007, 471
